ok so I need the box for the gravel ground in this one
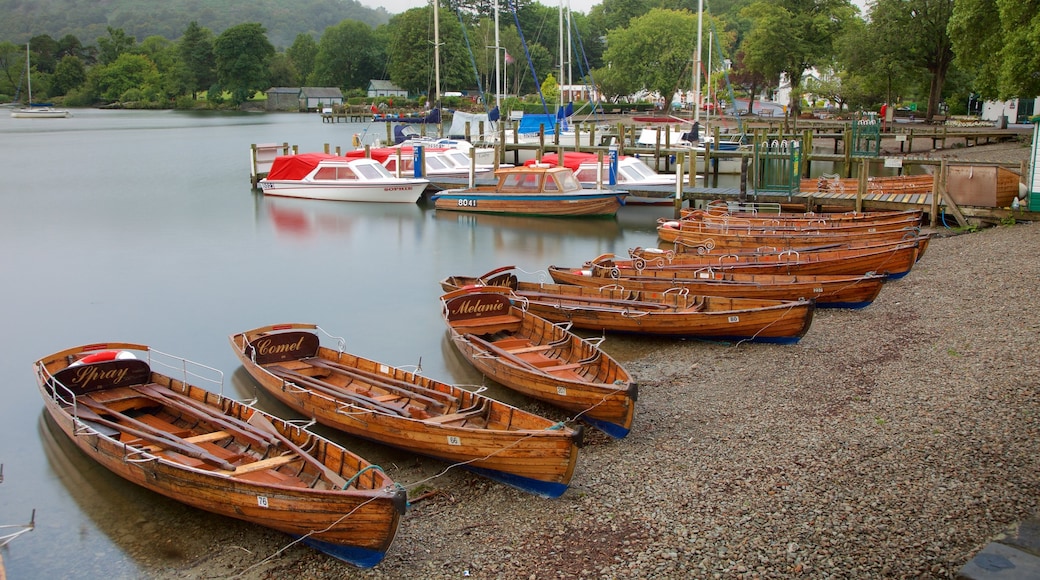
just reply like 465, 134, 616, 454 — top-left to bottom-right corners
160, 141, 1039, 580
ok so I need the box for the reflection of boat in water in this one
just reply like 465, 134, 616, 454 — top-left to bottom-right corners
433, 208, 622, 241
38, 411, 224, 575
260, 195, 423, 239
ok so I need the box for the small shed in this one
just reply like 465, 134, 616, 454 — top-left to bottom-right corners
367, 80, 408, 99
265, 87, 301, 111
299, 87, 344, 112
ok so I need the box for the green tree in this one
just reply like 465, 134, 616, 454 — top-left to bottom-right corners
29, 35, 60, 73
949, 0, 1040, 100
51, 55, 87, 96
89, 53, 161, 102
385, 8, 469, 99
286, 33, 318, 85
213, 23, 275, 105
312, 20, 384, 91
178, 21, 215, 100
97, 27, 137, 66
739, 0, 856, 117
268, 53, 299, 87
866, 0, 954, 121
601, 9, 699, 106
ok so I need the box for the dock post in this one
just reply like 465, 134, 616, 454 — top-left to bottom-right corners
856, 157, 868, 212
739, 156, 748, 203
803, 129, 813, 178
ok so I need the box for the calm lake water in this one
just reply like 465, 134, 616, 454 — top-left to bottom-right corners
0, 109, 684, 578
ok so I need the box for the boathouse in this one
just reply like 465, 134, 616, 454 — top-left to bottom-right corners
298, 87, 345, 112
265, 87, 301, 111
367, 80, 408, 99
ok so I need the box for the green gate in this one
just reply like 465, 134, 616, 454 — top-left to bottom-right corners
755, 139, 801, 195
850, 114, 881, 157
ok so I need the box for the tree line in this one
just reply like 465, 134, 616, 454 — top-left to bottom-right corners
1, 0, 1036, 121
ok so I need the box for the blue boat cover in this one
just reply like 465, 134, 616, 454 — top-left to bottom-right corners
517, 113, 558, 136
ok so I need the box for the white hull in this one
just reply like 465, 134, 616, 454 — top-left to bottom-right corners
259, 181, 427, 203
11, 107, 69, 119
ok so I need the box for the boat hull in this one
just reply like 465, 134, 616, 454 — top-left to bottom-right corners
35, 343, 404, 567
432, 190, 624, 217
627, 239, 923, 279
258, 181, 426, 203
231, 324, 581, 498
441, 273, 815, 344
11, 108, 70, 118
549, 266, 887, 309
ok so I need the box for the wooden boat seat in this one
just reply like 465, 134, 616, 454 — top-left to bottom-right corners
506, 344, 555, 354
424, 400, 489, 424
141, 430, 230, 453
539, 362, 584, 373
222, 454, 297, 475
450, 314, 523, 335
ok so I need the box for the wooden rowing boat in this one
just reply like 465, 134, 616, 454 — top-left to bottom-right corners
231, 323, 582, 498
440, 267, 815, 344
667, 232, 933, 263
430, 165, 626, 217
688, 203, 924, 224
673, 213, 927, 234
548, 263, 888, 309
625, 237, 923, 279
441, 286, 637, 438
35, 343, 406, 568
657, 220, 921, 249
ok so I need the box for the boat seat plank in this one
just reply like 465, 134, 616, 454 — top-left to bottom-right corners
221, 454, 297, 475
141, 430, 231, 453
540, 362, 585, 372
425, 409, 484, 424
505, 344, 554, 354
450, 314, 523, 334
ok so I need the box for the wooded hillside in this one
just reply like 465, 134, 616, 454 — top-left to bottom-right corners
0, 0, 391, 48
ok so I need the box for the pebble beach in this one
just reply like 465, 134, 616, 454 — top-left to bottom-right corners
148, 137, 1038, 579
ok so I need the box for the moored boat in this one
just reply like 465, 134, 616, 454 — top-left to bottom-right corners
440, 267, 815, 344
35, 342, 406, 568
258, 153, 429, 203
657, 219, 921, 248
549, 263, 888, 309
441, 287, 637, 438
524, 152, 693, 206
231, 323, 582, 498
626, 238, 924, 279
431, 165, 627, 217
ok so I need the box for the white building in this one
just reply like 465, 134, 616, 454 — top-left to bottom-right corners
980, 98, 1039, 125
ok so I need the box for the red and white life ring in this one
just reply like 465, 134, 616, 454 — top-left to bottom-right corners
71, 350, 136, 366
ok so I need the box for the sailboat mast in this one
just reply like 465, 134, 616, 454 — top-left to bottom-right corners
693, 0, 703, 124
558, 0, 564, 102
705, 30, 713, 128
434, 0, 441, 106
26, 44, 33, 105
495, 0, 501, 111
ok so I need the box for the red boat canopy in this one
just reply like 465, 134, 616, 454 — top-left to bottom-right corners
266, 153, 344, 180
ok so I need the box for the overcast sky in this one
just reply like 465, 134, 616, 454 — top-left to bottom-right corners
370, 0, 871, 19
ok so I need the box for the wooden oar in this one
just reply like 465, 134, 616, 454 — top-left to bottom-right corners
74, 402, 236, 471
267, 366, 410, 417
130, 384, 275, 448
465, 333, 575, 375
306, 357, 454, 409
245, 411, 350, 489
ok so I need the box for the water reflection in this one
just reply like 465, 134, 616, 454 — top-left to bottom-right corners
36, 412, 250, 577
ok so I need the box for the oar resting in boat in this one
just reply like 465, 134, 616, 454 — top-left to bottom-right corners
73, 399, 237, 471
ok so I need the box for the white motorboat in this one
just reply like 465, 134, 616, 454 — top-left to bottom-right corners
258, 153, 428, 203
